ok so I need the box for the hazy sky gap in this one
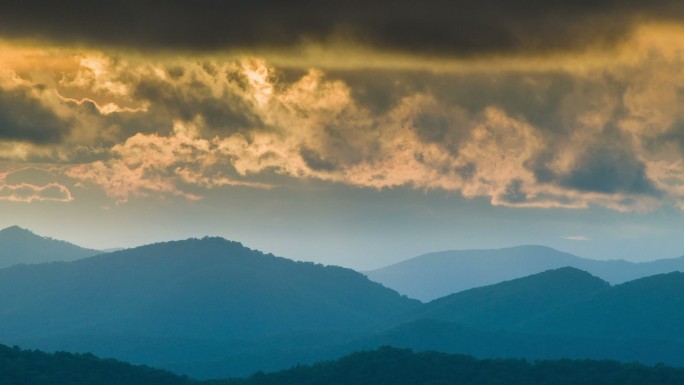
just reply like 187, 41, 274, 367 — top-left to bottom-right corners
2, 2, 684, 268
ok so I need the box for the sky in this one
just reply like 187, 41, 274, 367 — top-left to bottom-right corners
3, 1, 684, 269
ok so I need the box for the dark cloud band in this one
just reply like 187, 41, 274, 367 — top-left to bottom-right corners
0, 0, 681, 55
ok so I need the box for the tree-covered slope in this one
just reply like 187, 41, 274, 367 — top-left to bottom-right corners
0, 343, 196, 385
5, 343, 684, 385
348, 268, 684, 367
405, 267, 609, 330
221, 346, 684, 385
352, 319, 684, 367
519, 271, 684, 340
0, 237, 419, 377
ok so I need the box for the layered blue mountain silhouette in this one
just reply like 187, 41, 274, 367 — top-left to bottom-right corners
0, 236, 418, 377
365, 245, 684, 301
1, 230, 684, 378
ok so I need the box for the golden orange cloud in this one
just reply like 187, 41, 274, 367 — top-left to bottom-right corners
2, 23, 684, 211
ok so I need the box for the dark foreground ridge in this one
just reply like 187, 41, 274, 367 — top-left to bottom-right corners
4, 343, 683, 385
224, 347, 684, 385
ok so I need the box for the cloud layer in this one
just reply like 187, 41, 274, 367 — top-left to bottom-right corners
2, 23, 684, 211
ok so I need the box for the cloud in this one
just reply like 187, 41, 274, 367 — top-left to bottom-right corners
130, 70, 261, 135
0, 182, 72, 203
4, 27, 684, 211
562, 235, 590, 241
560, 142, 659, 195
64, 120, 272, 202
0, 0, 681, 56
0, 168, 72, 203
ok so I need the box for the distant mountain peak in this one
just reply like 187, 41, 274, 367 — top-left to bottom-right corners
0, 225, 61, 242
454, 266, 610, 298
527, 266, 606, 280
407, 266, 610, 333
0, 226, 100, 268
497, 266, 611, 293
0, 225, 34, 235
103, 236, 254, 258
0, 225, 53, 243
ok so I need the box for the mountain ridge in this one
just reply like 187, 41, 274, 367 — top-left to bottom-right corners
517, 271, 684, 340
403, 267, 610, 330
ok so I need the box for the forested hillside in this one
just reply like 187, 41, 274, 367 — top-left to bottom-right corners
0, 344, 195, 385
4, 344, 684, 385
0, 236, 418, 377
220, 346, 684, 385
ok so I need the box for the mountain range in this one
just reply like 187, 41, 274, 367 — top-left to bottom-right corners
363, 268, 684, 366
2, 228, 684, 378
365, 245, 684, 300
0, 236, 418, 377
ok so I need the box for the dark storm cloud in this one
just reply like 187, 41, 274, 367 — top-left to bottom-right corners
561, 143, 659, 196
132, 77, 262, 135
656, 119, 684, 155
331, 70, 417, 116
334, 69, 576, 128
413, 112, 451, 143
0, 87, 71, 144
500, 179, 528, 204
300, 147, 338, 172
0, 0, 681, 55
